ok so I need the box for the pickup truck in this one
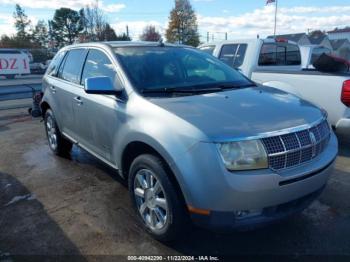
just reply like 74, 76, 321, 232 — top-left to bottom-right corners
0, 48, 30, 79
199, 38, 350, 138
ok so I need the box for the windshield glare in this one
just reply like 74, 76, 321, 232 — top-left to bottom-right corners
114, 46, 252, 92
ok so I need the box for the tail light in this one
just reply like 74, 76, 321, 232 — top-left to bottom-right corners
341, 80, 350, 107
275, 38, 288, 43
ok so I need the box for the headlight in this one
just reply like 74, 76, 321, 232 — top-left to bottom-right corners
217, 140, 268, 171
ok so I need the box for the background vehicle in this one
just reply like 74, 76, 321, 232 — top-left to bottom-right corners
29, 62, 47, 74
41, 42, 337, 241
200, 39, 350, 137
0, 48, 30, 79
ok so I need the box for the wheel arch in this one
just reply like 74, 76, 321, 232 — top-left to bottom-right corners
40, 101, 51, 116
120, 141, 187, 205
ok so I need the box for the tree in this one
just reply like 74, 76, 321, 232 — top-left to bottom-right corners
0, 34, 35, 48
79, 5, 106, 41
13, 4, 31, 39
32, 20, 48, 47
100, 23, 118, 41
309, 30, 326, 38
115, 33, 131, 41
50, 8, 82, 46
166, 0, 200, 47
140, 25, 161, 42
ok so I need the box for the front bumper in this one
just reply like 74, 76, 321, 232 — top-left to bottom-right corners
172, 132, 338, 230
191, 177, 327, 231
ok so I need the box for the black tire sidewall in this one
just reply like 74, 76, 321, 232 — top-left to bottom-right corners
129, 154, 188, 241
45, 109, 59, 154
44, 109, 72, 155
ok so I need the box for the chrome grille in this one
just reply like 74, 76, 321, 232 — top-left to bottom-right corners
261, 120, 331, 170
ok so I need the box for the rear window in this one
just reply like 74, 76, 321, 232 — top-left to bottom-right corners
219, 44, 247, 68
258, 43, 301, 66
58, 49, 87, 84
311, 47, 331, 65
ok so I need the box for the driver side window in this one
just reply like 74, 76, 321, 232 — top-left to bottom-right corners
81, 49, 119, 86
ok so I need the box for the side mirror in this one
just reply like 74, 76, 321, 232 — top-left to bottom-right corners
84, 76, 122, 95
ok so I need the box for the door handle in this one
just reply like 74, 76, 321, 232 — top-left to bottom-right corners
74, 96, 83, 105
50, 86, 56, 94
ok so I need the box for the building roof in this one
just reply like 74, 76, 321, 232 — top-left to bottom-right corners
308, 35, 328, 45
328, 28, 350, 34
267, 33, 307, 42
330, 39, 350, 50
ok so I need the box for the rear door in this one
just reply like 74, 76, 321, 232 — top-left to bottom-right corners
54, 48, 87, 140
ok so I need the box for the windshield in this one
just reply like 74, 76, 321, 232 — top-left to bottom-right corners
114, 46, 253, 93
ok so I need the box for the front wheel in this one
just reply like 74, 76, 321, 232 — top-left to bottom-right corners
129, 154, 190, 241
44, 109, 73, 156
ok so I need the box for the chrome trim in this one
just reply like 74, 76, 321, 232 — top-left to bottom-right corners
62, 131, 119, 170
262, 120, 331, 171
212, 117, 326, 143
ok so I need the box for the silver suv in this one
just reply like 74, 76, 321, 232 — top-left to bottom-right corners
41, 42, 338, 241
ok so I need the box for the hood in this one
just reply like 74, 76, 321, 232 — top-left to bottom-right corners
149, 86, 324, 142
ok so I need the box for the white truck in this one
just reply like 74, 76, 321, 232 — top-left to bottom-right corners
199, 38, 350, 138
0, 48, 30, 79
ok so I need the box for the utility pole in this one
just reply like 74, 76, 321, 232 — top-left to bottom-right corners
273, 0, 278, 36
207, 32, 209, 43
212, 33, 214, 41
225, 32, 228, 40
126, 25, 129, 38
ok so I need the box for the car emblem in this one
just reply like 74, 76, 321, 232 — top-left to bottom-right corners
309, 131, 317, 157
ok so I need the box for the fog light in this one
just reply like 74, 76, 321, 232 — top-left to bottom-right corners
234, 209, 262, 219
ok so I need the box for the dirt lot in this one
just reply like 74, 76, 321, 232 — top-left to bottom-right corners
0, 107, 350, 259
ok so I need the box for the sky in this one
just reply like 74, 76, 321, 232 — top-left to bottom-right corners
0, 0, 350, 42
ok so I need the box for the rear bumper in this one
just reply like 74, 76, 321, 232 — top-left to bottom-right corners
335, 118, 350, 138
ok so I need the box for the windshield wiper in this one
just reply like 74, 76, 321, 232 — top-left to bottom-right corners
141, 86, 223, 94
141, 83, 256, 95
214, 83, 256, 89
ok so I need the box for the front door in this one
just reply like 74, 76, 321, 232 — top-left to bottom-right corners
54, 48, 87, 140
73, 48, 124, 162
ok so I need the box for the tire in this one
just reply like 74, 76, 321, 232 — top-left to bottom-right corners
44, 109, 73, 156
129, 154, 190, 242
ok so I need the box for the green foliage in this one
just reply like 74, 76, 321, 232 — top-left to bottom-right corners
50, 8, 83, 47
32, 20, 48, 47
166, 0, 200, 47
13, 4, 31, 40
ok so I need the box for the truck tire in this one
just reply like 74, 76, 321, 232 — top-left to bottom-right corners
44, 109, 73, 156
129, 154, 190, 242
